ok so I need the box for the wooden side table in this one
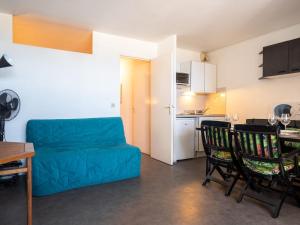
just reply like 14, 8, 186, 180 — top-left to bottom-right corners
0, 142, 35, 225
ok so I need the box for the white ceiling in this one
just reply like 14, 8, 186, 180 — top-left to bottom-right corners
1, 0, 300, 51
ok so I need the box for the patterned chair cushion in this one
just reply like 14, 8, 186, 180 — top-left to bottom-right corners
237, 132, 299, 175
243, 158, 294, 175
206, 126, 233, 161
213, 151, 232, 161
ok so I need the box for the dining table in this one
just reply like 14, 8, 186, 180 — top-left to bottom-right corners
0, 142, 35, 225
196, 126, 300, 147
279, 133, 300, 142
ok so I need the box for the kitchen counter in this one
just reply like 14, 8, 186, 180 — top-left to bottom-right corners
176, 114, 225, 118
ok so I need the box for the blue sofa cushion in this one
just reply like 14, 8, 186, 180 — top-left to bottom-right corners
32, 144, 141, 196
27, 117, 126, 148
26, 117, 141, 196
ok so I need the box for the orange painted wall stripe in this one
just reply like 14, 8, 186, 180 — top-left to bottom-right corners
13, 15, 93, 54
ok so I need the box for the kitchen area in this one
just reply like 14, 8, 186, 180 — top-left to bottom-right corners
174, 49, 226, 162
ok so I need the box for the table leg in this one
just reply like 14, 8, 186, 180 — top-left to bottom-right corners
27, 158, 32, 225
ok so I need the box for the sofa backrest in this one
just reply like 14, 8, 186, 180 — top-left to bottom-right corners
26, 117, 126, 147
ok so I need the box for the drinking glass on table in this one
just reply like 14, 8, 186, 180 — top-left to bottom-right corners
268, 113, 277, 126
280, 113, 291, 130
224, 114, 234, 130
232, 114, 239, 124
224, 114, 231, 122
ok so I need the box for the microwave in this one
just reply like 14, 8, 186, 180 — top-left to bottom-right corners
176, 72, 190, 85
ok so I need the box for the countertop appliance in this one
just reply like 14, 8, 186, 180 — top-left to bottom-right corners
176, 72, 190, 86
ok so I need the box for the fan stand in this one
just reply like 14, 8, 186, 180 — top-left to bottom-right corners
0, 118, 22, 186
0, 119, 5, 141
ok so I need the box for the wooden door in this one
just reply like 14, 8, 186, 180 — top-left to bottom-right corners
151, 35, 177, 165
132, 60, 151, 155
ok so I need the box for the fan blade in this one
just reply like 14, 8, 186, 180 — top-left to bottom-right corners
0, 93, 7, 105
9, 98, 19, 110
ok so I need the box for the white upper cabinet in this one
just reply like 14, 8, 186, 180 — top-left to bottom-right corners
191, 61, 205, 93
204, 63, 217, 93
180, 61, 192, 74
180, 61, 216, 93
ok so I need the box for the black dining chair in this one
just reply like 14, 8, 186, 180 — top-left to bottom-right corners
246, 118, 300, 153
234, 124, 300, 218
246, 119, 269, 126
246, 118, 300, 130
201, 120, 241, 196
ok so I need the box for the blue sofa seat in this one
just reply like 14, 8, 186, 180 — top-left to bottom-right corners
26, 117, 141, 196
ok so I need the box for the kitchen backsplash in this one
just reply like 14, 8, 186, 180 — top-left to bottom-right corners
176, 86, 226, 114
204, 88, 226, 115
176, 86, 206, 113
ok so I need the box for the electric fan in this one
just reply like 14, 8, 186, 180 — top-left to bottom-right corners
0, 89, 20, 141
0, 89, 21, 185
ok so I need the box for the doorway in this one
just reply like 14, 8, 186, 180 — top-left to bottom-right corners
120, 56, 151, 155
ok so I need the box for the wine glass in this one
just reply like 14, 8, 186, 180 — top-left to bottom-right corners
268, 113, 277, 126
280, 113, 291, 130
232, 114, 239, 124
224, 114, 231, 122
224, 114, 233, 129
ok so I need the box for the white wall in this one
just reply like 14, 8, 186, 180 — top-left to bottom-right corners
176, 48, 200, 72
176, 48, 207, 113
0, 12, 12, 42
0, 13, 157, 141
209, 23, 300, 122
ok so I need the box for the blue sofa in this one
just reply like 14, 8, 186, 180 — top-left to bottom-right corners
26, 117, 141, 196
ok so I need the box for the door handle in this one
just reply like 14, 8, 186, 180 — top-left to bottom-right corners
164, 104, 175, 114
164, 104, 175, 109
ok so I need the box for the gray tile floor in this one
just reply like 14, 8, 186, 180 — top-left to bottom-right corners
1, 155, 300, 225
